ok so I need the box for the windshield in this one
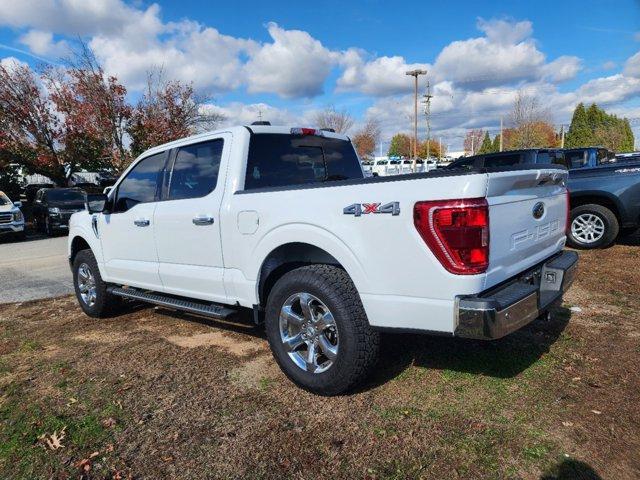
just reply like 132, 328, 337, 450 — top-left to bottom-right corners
0, 192, 11, 206
46, 189, 85, 203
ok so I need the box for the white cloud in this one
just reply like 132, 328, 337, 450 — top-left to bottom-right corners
433, 19, 545, 88
624, 51, 640, 78
476, 18, 533, 45
541, 56, 582, 83
243, 22, 338, 98
0, 0, 155, 37
204, 101, 299, 127
19, 30, 70, 58
337, 49, 430, 96
602, 60, 617, 70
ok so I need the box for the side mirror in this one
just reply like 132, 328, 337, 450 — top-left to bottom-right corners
86, 193, 108, 214
372, 172, 379, 177
13, 201, 22, 208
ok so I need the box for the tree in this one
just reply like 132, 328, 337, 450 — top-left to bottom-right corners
565, 103, 591, 148
478, 131, 493, 154
45, 44, 132, 173
313, 106, 354, 134
352, 118, 381, 159
388, 133, 411, 157
492, 134, 501, 152
417, 139, 447, 159
463, 129, 485, 155
507, 91, 554, 149
0, 61, 66, 183
128, 69, 225, 158
565, 102, 635, 152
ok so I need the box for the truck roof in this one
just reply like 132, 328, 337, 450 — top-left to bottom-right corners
141, 125, 350, 159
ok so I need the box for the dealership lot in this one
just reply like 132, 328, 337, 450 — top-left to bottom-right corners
1, 237, 639, 479
0, 236, 72, 303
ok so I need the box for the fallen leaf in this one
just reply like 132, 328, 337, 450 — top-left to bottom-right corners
39, 426, 66, 450
562, 421, 574, 427
102, 417, 117, 428
591, 410, 602, 415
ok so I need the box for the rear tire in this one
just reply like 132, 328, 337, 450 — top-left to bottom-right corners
265, 264, 380, 396
567, 204, 619, 249
73, 249, 121, 318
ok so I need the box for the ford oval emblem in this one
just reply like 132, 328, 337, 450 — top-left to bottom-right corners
532, 202, 545, 219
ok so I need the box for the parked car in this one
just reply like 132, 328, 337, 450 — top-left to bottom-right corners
24, 182, 54, 204
68, 124, 577, 395
33, 188, 86, 236
0, 191, 25, 241
447, 147, 640, 249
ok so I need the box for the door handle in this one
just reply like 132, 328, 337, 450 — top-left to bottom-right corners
192, 215, 214, 226
134, 218, 150, 227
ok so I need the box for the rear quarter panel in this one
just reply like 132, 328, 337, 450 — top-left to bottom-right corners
221, 173, 489, 332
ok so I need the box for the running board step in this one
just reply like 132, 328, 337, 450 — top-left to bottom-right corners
108, 287, 237, 319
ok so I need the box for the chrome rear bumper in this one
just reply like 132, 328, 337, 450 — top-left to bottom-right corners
455, 250, 578, 340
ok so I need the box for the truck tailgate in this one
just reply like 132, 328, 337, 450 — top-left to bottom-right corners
485, 168, 568, 289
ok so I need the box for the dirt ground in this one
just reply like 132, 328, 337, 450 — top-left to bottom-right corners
1, 237, 639, 479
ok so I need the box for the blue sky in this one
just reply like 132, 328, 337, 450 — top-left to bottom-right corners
1, 0, 639, 151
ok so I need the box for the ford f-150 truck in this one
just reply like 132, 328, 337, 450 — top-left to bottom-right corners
68, 125, 578, 395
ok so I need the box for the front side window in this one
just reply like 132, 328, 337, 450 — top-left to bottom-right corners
597, 149, 615, 164
169, 140, 223, 200
114, 152, 165, 212
0, 192, 10, 205
244, 134, 363, 190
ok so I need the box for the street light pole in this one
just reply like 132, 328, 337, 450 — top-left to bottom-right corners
406, 69, 427, 171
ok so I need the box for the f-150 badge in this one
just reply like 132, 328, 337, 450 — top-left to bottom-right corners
343, 202, 400, 217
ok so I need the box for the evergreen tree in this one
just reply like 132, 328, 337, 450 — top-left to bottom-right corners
622, 119, 635, 152
492, 134, 501, 152
478, 131, 493, 153
565, 103, 592, 148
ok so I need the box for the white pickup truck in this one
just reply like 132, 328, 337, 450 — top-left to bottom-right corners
69, 124, 578, 395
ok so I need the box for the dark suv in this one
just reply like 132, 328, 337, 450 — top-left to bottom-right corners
32, 188, 86, 236
447, 147, 640, 249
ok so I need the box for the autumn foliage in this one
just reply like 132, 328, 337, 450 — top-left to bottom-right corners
0, 49, 224, 183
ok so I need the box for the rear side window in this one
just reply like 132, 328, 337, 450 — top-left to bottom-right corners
244, 134, 363, 190
115, 152, 166, 212
565, 151, 587, 169
536, 151, 566, 167
484, 154, 522, 168
169, 140, 223, 200
447, 158, 476, 170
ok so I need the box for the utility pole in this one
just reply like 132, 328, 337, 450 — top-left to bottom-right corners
422, 80, 433, 166
499, 117, 503, 152
406, 69, 427, 171
560, 125, 565, 148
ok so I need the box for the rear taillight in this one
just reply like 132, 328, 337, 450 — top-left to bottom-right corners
414, 198, 489, 275
290, 127, 324, 136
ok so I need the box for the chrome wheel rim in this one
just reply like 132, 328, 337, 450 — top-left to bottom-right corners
77, 263, 97, 307
279, 292, 338, 374
571, 213, 605, 244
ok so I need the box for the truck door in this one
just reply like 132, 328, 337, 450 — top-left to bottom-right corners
99, 151, 167, 290
153, 134, 230, 303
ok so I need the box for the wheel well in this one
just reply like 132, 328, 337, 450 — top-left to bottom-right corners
570, 195, 620, 220
70, 236, 91, 264
258, 243, 342, 307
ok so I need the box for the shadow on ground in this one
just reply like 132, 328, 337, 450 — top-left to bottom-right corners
149, 302, 572, 392
361, 306, 572, 390
540, 458, 603, 480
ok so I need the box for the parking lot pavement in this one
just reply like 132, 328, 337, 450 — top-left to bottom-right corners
0, 236, 73, 303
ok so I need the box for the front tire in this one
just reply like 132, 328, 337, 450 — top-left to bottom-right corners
265, 264, 380, 396
73, 249, 121, 318
567, 204, 619, 249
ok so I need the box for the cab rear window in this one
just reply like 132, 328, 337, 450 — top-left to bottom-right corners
244, 134, 363, 190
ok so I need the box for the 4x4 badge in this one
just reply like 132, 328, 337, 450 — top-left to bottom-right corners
343, 202, 400, 217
